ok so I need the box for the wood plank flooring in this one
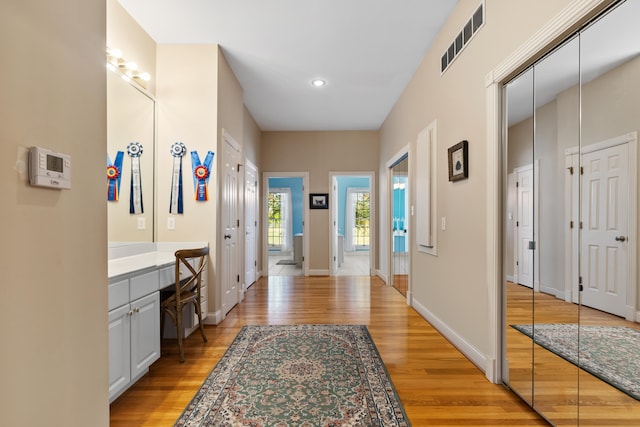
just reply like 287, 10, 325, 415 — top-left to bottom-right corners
110, 275, 546, 426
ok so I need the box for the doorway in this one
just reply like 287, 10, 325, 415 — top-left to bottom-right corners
263, 172, 309, 276
329, 173, 374, 276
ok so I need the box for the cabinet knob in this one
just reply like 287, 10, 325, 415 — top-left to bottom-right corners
134, 307, 140, 313
127, 310, 133, 316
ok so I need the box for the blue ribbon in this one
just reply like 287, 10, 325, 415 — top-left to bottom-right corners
127, 142, 144, 214
107, 151, 124, 201
170, 142, 186, 214
191, 150, 214, 201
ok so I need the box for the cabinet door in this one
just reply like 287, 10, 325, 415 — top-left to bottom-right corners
130, 291, 160, 379
109, 304, 131, 402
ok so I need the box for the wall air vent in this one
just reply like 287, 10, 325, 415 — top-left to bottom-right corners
441, 2, 485, 74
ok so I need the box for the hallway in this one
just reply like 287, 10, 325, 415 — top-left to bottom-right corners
109, 275, 544, 426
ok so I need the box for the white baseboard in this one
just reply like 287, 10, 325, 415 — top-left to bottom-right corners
505, 274, 514, 282
204, 309, 223, 325
308, 269, 330, 276
412, 297, 491, 380
375, 270, 388, 284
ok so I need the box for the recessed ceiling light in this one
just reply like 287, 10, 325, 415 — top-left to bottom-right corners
311, 79, 326, 87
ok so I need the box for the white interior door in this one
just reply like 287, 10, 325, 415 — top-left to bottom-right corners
222, 133, 240, 315
244, 160, 258, 287
580, 142, 629, 317
516, 166, 534, 288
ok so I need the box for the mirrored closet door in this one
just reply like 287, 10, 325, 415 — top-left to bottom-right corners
503, 0, 640, 425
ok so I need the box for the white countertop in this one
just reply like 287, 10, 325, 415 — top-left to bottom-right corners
108, 252, 176, 279
108, 242, 208, 279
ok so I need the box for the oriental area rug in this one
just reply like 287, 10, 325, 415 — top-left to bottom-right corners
175, 324, 411, 426
512, 323, 640, 400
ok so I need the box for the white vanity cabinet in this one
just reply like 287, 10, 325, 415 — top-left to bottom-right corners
108, 242, 209, 403
108, 270, 161, 403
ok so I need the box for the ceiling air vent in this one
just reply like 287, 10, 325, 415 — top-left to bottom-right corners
441, 2, 485, 73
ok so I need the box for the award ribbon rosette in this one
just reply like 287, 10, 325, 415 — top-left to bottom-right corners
127, 142, 144, 214
169, 142, 186, 214
107, 151, 124, 201
190, 150, 214, 201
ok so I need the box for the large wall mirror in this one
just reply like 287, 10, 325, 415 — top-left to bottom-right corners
107, 69, 155, 242
503, 0, 640, 424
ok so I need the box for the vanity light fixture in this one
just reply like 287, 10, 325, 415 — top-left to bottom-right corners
106, 47, 151, 90
311, 79, 327, 87
134, 72, 151, 82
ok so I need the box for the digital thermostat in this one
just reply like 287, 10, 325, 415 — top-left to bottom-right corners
28, 146, 71, 189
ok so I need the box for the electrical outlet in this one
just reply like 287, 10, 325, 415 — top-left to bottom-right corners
167, 217, 175, 230
137, 217, 146, 230
441, 217, 446, 231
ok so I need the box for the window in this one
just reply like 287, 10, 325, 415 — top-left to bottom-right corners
267, 192, 284, 248
353, 191, 370, 248
346, 188, 370, 250
268, 189, 292, 252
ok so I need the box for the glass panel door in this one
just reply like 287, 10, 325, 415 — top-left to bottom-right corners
504, 67, 535, 406
578, 0, 640, 423
531, 35, 580, 427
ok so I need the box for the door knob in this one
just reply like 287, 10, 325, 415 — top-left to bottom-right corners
615, 236, 627, 242
224, 234, 232, 239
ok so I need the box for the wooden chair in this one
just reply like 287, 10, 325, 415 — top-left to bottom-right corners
160, 247, 209, 362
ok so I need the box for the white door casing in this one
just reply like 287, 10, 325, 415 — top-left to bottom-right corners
328, 172, 375, 276
221, 131, 240, 315
244, 159, 258, 287
331, 176, 339, 274
263, 172, 310, 276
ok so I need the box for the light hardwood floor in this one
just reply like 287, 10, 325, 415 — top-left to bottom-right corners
110, 275, 546, 426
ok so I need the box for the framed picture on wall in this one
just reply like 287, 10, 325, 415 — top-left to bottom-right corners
309, 193, 329, 209
448, 140, 469, 182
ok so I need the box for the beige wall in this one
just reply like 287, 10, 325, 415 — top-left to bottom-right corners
244, 107, 262, 167
155, 45, 256, 318
379, 0, 573, 363
156, 44, 220, 314
0, 1, 109, 426
262, 131, 379, 271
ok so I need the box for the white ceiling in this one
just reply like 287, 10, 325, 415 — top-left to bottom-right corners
118, 0, 458, 131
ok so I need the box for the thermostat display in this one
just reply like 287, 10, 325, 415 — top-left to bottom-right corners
29, 146, 71, 189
